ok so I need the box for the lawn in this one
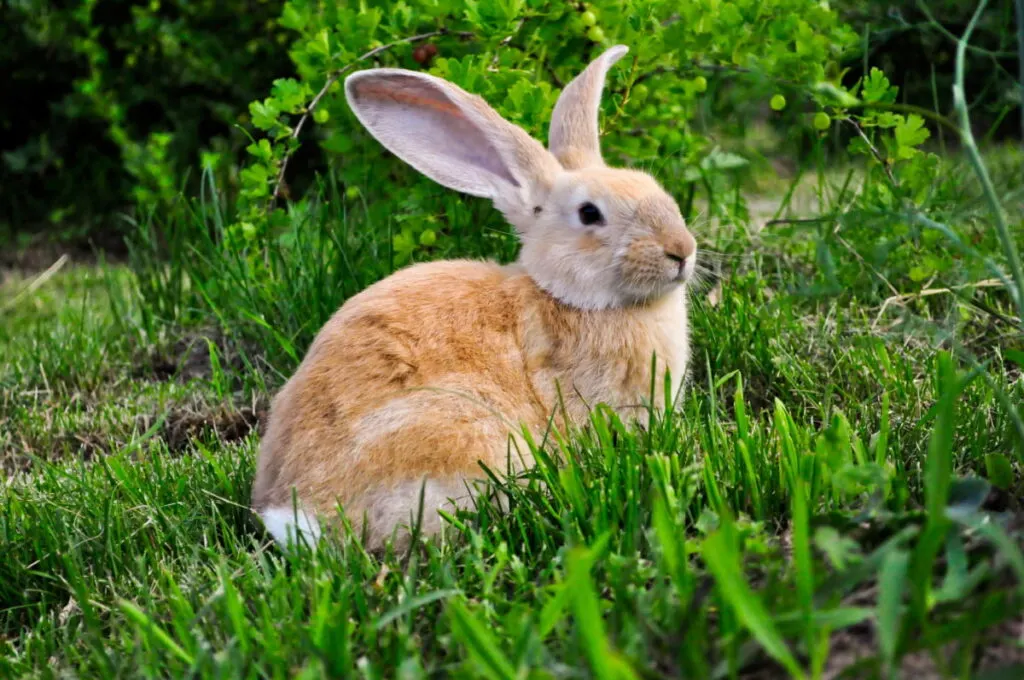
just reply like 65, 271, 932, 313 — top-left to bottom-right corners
2, 143, 1022, 678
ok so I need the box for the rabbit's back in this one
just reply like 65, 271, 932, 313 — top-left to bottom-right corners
251, 259, 547, 546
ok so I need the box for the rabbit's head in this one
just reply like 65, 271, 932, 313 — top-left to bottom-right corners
346, 45, 696, 310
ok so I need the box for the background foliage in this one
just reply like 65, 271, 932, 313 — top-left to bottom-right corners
1, 0, 289, 243
2, 0, 1023, 677
3, 0, 1021, 249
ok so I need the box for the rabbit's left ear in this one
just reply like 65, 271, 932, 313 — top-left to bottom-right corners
345, 68, 560, 210
547, 45, 629, 170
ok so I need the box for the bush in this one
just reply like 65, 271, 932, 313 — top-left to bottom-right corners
234, 0, 860, 260
233, 0, 964, 295
836, 0, 1022, 139
117, 0, 1024, 381
1, 0, 291, 243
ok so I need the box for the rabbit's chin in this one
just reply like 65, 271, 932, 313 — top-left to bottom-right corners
528, 267, 685, 311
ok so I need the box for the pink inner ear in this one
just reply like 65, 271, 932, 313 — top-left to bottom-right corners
350, 75, 520, 192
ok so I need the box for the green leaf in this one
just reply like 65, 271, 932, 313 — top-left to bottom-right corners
984, 453, 1014, 490
861, 67, 897, 104
951, 513, 1024, 591
683, 147, 749, 182
909, 354, 976, 628
447, 600, 518, 680
877, 548, 909, 670
652, 493, 693, 603
894, 114, 930, 158
811, 81, 860, 107
925, 354, 962, 523
702, 530, 805, 679
944, 477, 991, 522
813, 527, 861, 570
933, 531, 988, 604
249, 99, 281, 131
506, 78, 533, 115
279, 4, 306, 31
355, 7, 383, 35
376, 590, 460, 630
536, 583, 572, 640
246, 139, 273, 163
790, 476, 815, 657
119, 599, 195, 666
773, 606, 872, 630
271, 78, 311, 113
565, 540, 638, 680
240, 164, 270, 197
464, 0, 524, 32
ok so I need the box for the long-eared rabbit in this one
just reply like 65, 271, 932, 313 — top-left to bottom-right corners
251, 45, 698, 550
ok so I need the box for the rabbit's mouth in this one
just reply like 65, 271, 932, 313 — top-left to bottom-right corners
666, 251, 696, 285
672, 254, 696, 284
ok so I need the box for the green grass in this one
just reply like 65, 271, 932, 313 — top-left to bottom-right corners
3, 126, 1024, 680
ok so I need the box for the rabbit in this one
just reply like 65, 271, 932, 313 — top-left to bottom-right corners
251, 45, 698, 551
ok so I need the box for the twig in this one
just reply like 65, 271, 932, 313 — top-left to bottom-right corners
843, 118, 900, 189
849, 101, 961, 137
873, 279, 1009, 329
835, 232, 901, 298
915, 0, 1017, 60
763, 216, 831, 227
489, 20, 524, 70
268, 29, 475, 210
1, 254, 69, 313
543, 61, 565, 89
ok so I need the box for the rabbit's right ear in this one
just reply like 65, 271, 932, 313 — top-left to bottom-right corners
548, 45, 629, 170
345, 69, 560, 210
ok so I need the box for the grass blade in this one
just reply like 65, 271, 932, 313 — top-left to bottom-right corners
702, 528, 805, 679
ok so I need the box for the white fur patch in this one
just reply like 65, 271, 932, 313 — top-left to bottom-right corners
260, 506, 322, 549
363, 477, 475, 546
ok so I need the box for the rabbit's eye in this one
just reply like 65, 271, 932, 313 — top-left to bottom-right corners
578, 202, 604, 226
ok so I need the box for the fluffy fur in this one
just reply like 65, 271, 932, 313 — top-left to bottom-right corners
251, 46, 699, 551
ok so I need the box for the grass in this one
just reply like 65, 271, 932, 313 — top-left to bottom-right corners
3, 44, 1024, 671
2, 145, 1023, 678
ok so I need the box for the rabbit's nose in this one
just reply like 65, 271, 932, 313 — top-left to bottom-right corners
662, 229, 696, 263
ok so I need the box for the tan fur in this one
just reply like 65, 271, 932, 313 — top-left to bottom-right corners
252, 46, 698, 551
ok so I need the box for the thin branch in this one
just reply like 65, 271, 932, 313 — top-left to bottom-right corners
843, 118, 900, 189
1, 254, 69, 313
873, 279, 1010, 328
489, 19, 524, 70
848, 101, 961, 138
268, 29, 475, 210
543, 61, 565, 89
953, 0, 1024, 323
763, 217, 832, 227
915, 0, 1018, 59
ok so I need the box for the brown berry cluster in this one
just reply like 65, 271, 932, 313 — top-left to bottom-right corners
412, 43, 438, 66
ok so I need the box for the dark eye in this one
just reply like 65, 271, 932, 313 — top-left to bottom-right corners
578, 202, 604, 226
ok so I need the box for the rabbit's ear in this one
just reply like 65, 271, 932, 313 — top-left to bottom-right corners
345, 69, 559, 206
548, 45, 629, 170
